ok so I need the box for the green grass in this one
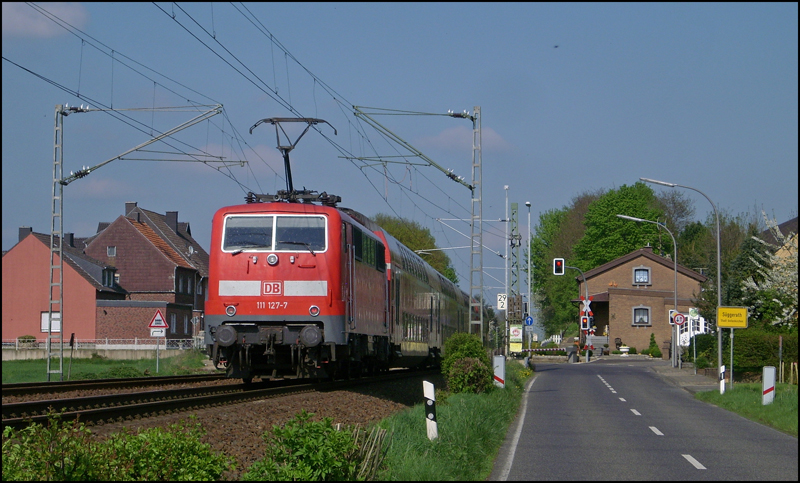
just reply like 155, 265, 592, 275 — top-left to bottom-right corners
375, 362, 532, 481
694, 382, 798, 437
1, 350, 209, 384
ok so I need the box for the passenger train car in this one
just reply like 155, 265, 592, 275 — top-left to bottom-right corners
204, 193, 471, 382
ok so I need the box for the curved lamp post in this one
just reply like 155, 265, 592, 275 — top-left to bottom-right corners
640, 178, 722, 380
617, 214, 679, 367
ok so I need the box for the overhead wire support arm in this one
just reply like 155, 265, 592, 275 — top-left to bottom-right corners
59, 104, 223, 186
352, 106, 473, 191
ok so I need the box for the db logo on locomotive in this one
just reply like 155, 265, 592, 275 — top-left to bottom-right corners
263, 281, 281, 295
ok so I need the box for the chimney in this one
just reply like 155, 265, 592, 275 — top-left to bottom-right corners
64, 233, 74, 248
132, 211, 141, 223
19, 226, 32, 242
166, 211, 178, 233
125, 202, 137, 216
642, 244, 653, 253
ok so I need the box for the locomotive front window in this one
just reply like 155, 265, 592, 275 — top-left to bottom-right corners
223, 216, 274, 251
275, 216, 326, 252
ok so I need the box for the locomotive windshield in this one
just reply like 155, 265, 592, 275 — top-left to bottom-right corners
223, 215, 326, 253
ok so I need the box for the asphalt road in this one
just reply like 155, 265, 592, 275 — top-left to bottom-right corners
490, 358, 798, 481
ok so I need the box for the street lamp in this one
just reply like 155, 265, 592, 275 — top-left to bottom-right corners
504, 185, 509, 357
526, 201, 532, 350
617, 214, 679, 367
640, 178, 722, 378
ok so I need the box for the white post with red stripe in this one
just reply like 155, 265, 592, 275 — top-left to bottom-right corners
762, 366, 776, 405
493, 355, 506, 388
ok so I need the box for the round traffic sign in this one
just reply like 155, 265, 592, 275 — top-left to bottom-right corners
525, 316, 534, 326
674, 313, 686, 325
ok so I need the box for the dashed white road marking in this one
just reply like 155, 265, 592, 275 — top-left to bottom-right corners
630, 409, 641, 416
682, 454, 707, 469
619, 397, 626, 402
649, 426, 664, 436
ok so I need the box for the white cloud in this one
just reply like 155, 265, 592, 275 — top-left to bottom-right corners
415, 125, 512, 153
2, 2, 88, 38
69, 176, 133, 200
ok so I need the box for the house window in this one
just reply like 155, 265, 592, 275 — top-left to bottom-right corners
40, 312, 61, 333
188, 277, 193, 295
632, 265, 651, 285
197, 281, 203, 295
632, 306, 651, 326
107, 246, 116, 257
183, 315, 189, 335
170, 313, 177, 334
114, 273, 120, 285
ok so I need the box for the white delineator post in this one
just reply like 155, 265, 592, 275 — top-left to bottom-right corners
762, 366, 776, 405
493, 355, 506, 388
423, 380, 438, 440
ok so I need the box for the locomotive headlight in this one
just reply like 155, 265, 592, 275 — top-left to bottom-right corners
267, 253, 278, 266
309, 305, 320, 317
225, 305, 237, 317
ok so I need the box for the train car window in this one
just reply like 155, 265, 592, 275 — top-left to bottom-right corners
223, 215, 274, 251
376, 242, 386, 272
275, 216, 326, 252
353, 228, 363, 260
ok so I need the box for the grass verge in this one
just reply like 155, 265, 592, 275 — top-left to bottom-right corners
1, 350, 209, 384
694, 382, 798, 437
375, 362, 532, 481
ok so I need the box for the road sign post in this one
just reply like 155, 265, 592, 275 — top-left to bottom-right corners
718, 307, 748, 389
148, 310, 169, 374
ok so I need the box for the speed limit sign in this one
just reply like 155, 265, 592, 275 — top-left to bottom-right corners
674, 313, 686, 325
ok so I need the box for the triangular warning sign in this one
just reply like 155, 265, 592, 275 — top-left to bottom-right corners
148, 309, 168, 328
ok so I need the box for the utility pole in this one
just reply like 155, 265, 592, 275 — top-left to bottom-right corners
469, 107, 483, 342
47, 103, 222, 381
510, 202, 522, 351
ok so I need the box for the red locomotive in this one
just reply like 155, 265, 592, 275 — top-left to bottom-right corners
205, 191, 471, 381
205, 117, 471, 381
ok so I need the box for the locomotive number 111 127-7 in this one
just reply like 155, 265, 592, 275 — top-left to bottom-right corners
256, 301, 288, 310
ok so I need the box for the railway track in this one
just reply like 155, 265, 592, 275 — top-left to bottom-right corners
1, 369, 438, 432
1, 373, 228, 397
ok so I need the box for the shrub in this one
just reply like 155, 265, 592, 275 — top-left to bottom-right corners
2, 413, 233, 481
102, 417, 234, 480
695, 355, 711, 369
2, 412, 103, 481
441, 333, 490, 379
447, 357, 493, 394
645, 333, 661, 358
243, 410, 360, 481
628, 347, 637, 355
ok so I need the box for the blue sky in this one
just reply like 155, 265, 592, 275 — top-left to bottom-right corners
3, 2, 798, 308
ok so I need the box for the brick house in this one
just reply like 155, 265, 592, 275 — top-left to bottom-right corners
573, 245, 708, 353
82, 202, 210, 340
2, 229, 126, 341
2, 202, 209, 343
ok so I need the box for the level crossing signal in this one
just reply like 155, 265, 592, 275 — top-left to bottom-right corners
553, 258, 565, 276
580, 315, 590, 330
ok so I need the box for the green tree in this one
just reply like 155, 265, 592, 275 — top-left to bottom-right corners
373, 213, 458, 284
573, 182, 663, 270
529, 190, 602, 337
742, 212, 798, 329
